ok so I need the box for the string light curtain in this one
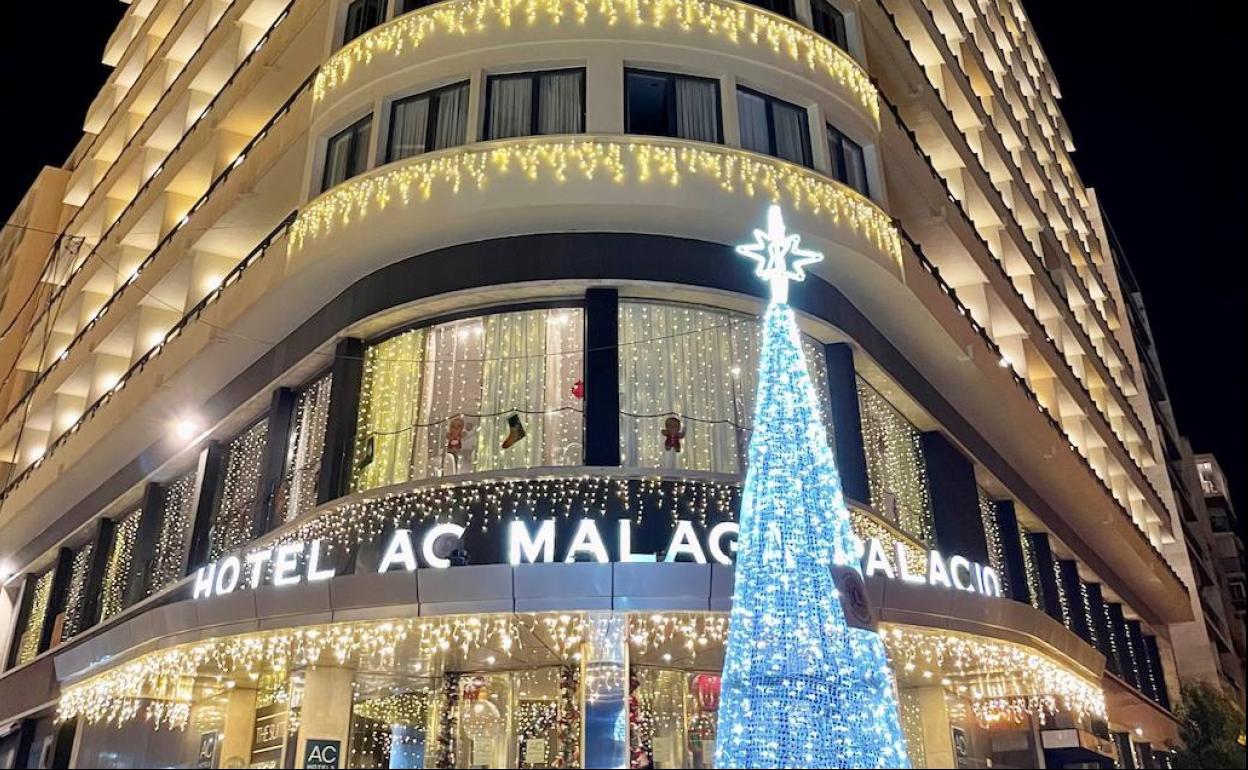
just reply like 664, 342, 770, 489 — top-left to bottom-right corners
59, 543, 96, 642
353, 309, 583, 492
14, 570, 54, 666
99, 508, 141, 620
618, 301, 833, 474
715, 302, 910, 768
857, 377, 934, 545
147, 471, 198, 597
281, 373, 333, 522
208, 420, 269, 561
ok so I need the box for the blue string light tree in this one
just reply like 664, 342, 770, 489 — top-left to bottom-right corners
714, 206, 911, 769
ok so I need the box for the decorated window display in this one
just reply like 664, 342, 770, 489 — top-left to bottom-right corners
352, 308, 584, 491
618, 301, 834, 475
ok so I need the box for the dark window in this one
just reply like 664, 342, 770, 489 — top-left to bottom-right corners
322, 115, 372, 190
745, 0, 795, 20
485, 69, 585, 140
386, 81, 470, 162
399, 0, 439, 12
343, 0, 386, 44
812, 1, 848, 49
736, 87, 811, 167
826, 124, 869, 195
625, 69, 722, 143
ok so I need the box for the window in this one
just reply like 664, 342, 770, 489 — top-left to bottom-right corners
625, 69, 722, 144
145, 471, 198, 597
736, 87, 812, 167
812, 0, 848, 49
343, 0, 386, 44
399, 0, 439, 11
279, 373, 333, 523
386, 81, 470, 162
618, 302, 834, 475
352, 308, 584, 491
485, 69, 585, 140
322, 115, 372, 190
826, 124, 869, 195
857, 378, 934, 545
207, 419, 269, 562
744, 0, 795, 19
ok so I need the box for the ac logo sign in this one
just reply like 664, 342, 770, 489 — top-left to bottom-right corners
304, 739, 341, 770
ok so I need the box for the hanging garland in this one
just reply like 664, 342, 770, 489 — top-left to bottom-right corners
628, 670, 654, 769
434, 672, 460, 769
553, 665, 581, 768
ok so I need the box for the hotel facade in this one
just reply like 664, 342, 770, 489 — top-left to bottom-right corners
0, 0, 1232, 768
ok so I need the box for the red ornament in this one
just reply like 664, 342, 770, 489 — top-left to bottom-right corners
571, 380, 585, 400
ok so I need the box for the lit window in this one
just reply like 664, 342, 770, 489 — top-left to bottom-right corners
353, 309, 585, 491
618, 301, 833, 475
485, 69, 585, 140
386, 82, 470, 162
827, 124, 869, 196
625, 69, 722, 144
342, 0, 386, 44
322, 115, 372, 191
812, 0, 849, 50
736, 87, 812, 168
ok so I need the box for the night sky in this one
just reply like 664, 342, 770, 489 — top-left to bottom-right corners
2, 1, 1242, 505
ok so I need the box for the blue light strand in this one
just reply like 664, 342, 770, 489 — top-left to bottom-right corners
715, 302, 911, 769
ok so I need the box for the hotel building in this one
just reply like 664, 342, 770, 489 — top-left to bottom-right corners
0, 0, 1232, 767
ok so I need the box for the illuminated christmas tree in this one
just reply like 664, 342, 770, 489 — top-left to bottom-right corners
714, 206, 911, 769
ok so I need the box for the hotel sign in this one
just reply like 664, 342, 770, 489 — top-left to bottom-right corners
193, 518, 1001, 600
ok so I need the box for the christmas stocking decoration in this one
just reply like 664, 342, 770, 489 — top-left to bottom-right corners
501, 412, 527, 449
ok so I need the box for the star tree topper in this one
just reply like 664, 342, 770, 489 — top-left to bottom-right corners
735, 205, 824, 305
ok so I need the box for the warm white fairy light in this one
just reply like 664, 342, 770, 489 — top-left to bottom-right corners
882, 625, 1107, 724
314, 0, 879, 124
290, 137, 902, 267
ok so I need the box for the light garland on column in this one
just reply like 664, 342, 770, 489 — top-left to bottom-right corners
289, 137, 902, 268
1018, 524, 1044, 611
977, 489, 1008, 596
313, 0, 879, 124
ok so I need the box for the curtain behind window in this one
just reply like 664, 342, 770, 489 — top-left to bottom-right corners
487, 76, 532, 139
772, 101, 810, 166
353, 310, 584, 491
323, 131, 354, 187
537, 71, 583, 134
433, 84, 469, 149
842, 138, 868, 195
674, 78, 718, 142
388, 96, 430, 161
737, 90, 770, 156
618, 302, 834, 475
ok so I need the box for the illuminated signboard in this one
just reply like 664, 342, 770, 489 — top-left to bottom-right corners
193, 518, 1001, 600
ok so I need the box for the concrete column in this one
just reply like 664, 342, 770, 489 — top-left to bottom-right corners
318, 338, 366, 504
219, 687, 259, 769
823, 343, 870, 505
920, 431, 988, 563
911, 686, 954, 769
295, 666, 354, 769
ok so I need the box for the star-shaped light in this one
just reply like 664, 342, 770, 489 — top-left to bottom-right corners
736, 205, 824, 305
